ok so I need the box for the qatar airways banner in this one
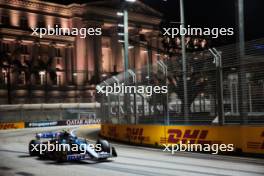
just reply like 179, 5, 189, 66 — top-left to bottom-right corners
58, 119, 101, 126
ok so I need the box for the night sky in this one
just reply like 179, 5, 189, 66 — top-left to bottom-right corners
141, 0, 264, 43
44, 0, 264, 45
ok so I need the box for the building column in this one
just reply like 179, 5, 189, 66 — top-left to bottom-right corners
86, 34, 95, 82
128, 35, 136, 69
134, 28, 141, 70
65, 43, 74, 85
86, 21, 103, 84
12, 39, 22, 85
86, 34, 102, 83
48, 42, 56, 85
94, 33, 102, 82
150, 33, 159, 66
32, 41, 40, 85
72, 17, 87, 85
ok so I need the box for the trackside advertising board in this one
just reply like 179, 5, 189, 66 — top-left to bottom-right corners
0, 122, 25, 130
25, 121, 59, 128
0, 118, 101, 129
100, 124, 264, 154
25, 119, 101, 128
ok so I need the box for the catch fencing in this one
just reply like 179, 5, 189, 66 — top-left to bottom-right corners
98, 38, 264, 125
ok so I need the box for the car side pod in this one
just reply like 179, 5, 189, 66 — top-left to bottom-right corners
66, 154, 91, 161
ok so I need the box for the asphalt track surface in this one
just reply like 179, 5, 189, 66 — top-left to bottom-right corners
0, 126, 264, 176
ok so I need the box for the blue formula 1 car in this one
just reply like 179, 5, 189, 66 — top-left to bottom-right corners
28, 130, 117, 162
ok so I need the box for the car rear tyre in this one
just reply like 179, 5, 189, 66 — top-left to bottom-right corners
54, 150, 68, 162
29, 140, 40, 156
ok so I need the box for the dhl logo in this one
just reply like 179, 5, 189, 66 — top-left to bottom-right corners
107, 126, 118, 138
0, 123, 17, 130
162, 129, 219, 144
125, 128, 149, 142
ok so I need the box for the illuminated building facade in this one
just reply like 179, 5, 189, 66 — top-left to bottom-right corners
0, 0, 162, 104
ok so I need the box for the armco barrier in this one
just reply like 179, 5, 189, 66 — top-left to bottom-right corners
0, 122, 25, 130
100, 124, 264, 154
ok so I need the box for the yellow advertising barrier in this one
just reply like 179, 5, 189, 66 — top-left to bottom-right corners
79, 124, 101, 129
0, 122, 25, 130
240, 126, 264, 154
101, 124, 264, 154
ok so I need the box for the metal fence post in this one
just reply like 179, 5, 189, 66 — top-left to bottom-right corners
237, 0, 248, 124
127, 70, 137, 124
103, 81, 111, 122
209, 48, 225, 125
158, 60, 169, 125
113, 76, 121, 124
180, 0, 189, 121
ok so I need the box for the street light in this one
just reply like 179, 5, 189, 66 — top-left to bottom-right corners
117, 12, 124, 16
118, 24, 124, 27
117, 0, 136, 76
39, 71, 45, 75
237, 0, 248, 124
116, 0, 136, 122
179, 0, 189, 121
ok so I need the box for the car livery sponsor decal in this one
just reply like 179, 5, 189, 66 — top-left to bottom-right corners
67, 154, 90, 161
99, 152, 111, 158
